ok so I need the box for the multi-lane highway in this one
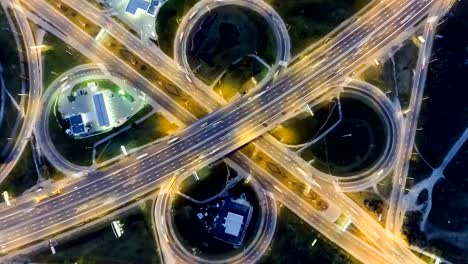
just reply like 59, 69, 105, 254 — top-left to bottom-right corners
1, 1, 436, 248
0, 0, 455, 263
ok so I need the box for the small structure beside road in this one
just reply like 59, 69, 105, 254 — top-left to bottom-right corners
111, 220, 125, 238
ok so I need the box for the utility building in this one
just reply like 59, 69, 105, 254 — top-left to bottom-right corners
212, 194, 252, 246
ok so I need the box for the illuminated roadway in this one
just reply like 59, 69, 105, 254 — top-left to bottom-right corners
0, 0, 43, 184
5, 0, 438, 254
317, 79, 402, 192
32, 0, 408, 195
155, 170, 277, 264
0, 0, 453, 263
386, 0, 455, 235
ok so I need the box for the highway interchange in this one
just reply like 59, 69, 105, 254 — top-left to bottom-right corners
0, 0, 457, 263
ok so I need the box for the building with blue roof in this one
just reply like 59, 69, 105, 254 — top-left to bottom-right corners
69, 114, 86, 135
125, 0, 161, 16
93, 93, 110, 127
212, 195, 253, 246
125, 0, 150, 15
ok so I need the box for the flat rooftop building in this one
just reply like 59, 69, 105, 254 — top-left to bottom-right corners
93, 93, 110, 127
68, 114, 86, 135
126, 0, 149, 15
213, 195, 252, 246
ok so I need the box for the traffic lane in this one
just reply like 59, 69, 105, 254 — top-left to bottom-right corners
0, 0, 432, 230
230, 153, 394, 264
0, 0, 42, 183
1, 0, 436, 253
0, 175, 167, 253
20, 0, 434, 222
0, 109, 284, 234
26, 1, 196, 124
55, 0, 221, 111
1, 115, 272, 234
29, 0, 418, 184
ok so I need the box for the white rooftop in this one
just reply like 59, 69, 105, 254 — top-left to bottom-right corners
224, 212, 244, 237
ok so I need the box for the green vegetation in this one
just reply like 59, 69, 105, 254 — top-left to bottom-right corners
346, 191, 386, 226
31, 211, 160, 264
260, 206, 360, 264
178, 161, 232, 201
0, 144, 38, 199
95, 112, 178, 163
43, 33, 90, 89
267, 0, 370, 56
156, 0, 199, 56
358, 65, 387, 92
214, 56, 269, 101
42, 159, 67, 181
48, 104, 154, 166
270, 111, 319, 145
139, 199, 156, 233
187, 6, 277, 84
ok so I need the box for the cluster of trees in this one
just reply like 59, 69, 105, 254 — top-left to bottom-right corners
363, 199, 383, 215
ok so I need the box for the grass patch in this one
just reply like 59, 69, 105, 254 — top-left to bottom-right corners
156, 0, 199, 57
270, 111, 319, 145
41, 159, 67, 181
0, 144, 38, 199
30, 211, 160, 264
0, 7, 22, 96
360, 41, 418, 103
214, 56, 269, 101
187, 6, 276, 84
259, 206, 360, 264
0, 98, 20, 156
299, 96, 386, 176
43, 33, 90, 89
